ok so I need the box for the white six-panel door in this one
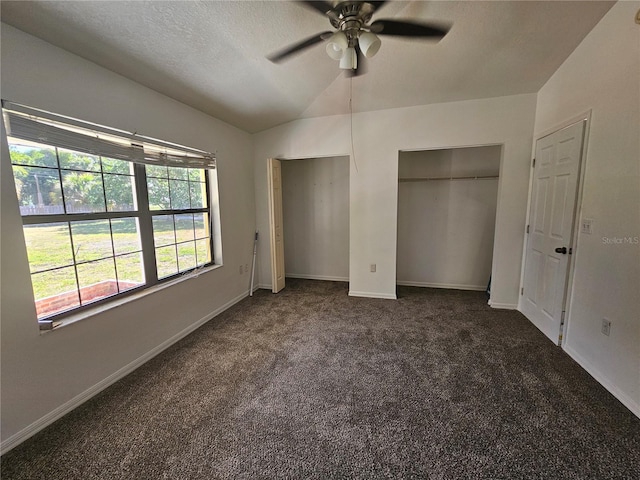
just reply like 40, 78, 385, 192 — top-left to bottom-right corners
521, 120, 585, 344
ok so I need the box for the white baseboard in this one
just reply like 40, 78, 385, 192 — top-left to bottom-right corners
286, 273, 349, 282
248, 285, 259, 296
488, 300, 517, 310
349, 290, 397, 300
563, 345, 640, 419
0, 288, 252, 455
396, 281, 487, 291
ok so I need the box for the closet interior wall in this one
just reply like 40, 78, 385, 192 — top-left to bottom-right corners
397, 146, 501, 291
281, 156, 349, 282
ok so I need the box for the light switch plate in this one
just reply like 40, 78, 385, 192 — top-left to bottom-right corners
581, 218, 593, 235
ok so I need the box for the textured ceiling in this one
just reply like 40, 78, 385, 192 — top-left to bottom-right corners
1, 1, 614, 133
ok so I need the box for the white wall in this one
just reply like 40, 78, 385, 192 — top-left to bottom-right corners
398, 146, 501, 178
531, 1, 640, 416
397, 146, 500, 290
254, 94, 536, 304
281, 156, 349, 281
3, 1, 636, 456
0, 24, 256, 451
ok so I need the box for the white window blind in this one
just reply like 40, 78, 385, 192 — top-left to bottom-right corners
2, 100, 216, 169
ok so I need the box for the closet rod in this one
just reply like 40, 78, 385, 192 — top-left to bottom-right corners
398, 175, 499, 183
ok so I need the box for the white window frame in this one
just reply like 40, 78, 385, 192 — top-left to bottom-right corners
3, 101, 218, 329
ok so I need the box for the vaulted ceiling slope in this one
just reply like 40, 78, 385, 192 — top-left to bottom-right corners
1, 1, 614, 133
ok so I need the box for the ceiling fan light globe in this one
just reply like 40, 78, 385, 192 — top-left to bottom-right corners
326, 31, 348, 60
327, 43, 345, 60
339, 47, 357, 70
359, 32, 381, 58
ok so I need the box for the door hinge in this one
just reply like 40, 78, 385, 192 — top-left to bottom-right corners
526, 224, 530, 234
532, 158, 536, 168
521, 287, 524, 295
569, 247, 573, 254
560, 311, 566, 327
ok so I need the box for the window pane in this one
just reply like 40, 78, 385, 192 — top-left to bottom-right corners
32, 267, 79, 319
194, 213, 209, 240
188, 169, 205, 182
147, 177, 170, 210
104, 173, 135, 212
156, 245, 178, 279
169, 179, 190, 210
62, 170, 106, 213
146, 165, 168, 179
8, 112, 216, 319
9, 141, 58, 168
12, 165, 64, 215
168, 166, 189, 180
190, 182, 206, 209
115, 252, 145, 292
152, 215, 175, 247
177, 242, 197, 272
24, 223, 74, 273
71, 220, 113, 263
111, 218, 141, 255
175, 214, 194, 243
101, 157, 132, 175
58, 149, 101, 172
195, 238, 211, 266
77, 259, 117, 304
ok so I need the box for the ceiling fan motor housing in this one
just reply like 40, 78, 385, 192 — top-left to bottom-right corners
330, 1, 376, 44
268, 1, 450, 72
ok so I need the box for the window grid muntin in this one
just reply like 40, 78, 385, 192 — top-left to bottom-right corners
149, 166, 211, 279
9, 139, 214, 321
22, 217, 145, 317
10, 142, 137, 217
148, 177, 212, 281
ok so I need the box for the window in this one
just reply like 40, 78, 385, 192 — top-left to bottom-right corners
3, 101, 217, 328
146, 165, 211, 278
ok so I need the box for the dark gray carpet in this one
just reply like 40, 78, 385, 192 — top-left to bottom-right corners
2, 279, 639, 479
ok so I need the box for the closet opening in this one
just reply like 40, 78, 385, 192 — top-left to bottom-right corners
396, 145, 501, 292
281, 155, 350, 284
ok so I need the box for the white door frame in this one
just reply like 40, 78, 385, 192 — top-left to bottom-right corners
266, 153, 351, 292
519, 111, 592, 345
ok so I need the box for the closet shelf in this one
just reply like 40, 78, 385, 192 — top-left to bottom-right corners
398, 175, 499, 182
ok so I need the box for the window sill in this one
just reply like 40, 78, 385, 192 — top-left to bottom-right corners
40, 263, 222, 333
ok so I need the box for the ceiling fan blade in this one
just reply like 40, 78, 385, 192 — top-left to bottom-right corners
299, 1, 336, 17
267, 31, 333, 63
370, 19, 450, 38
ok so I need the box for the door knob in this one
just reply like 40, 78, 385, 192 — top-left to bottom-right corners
555, 247, 567, 254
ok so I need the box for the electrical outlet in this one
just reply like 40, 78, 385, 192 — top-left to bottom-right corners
245, 263, 249, 272
239, 265, 243, 275
601, 318, 611, 336
370, 264, 376, 273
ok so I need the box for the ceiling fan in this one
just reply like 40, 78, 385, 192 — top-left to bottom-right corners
268, 1, 451, 76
